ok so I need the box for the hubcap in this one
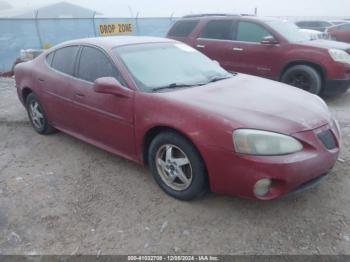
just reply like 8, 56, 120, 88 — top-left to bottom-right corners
29, 100, 44, 129
287, 72, 311, 91
155, 144, 192, 191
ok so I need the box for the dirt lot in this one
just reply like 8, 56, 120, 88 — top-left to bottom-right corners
0, 77, 350, 255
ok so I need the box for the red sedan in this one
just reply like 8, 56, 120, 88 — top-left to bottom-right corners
14, 37, 341, 200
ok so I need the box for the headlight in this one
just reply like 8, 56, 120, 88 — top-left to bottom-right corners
233, 129, 303, 156
328, 49, 350, 64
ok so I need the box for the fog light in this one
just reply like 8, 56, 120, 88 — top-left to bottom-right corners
254, 178, 272, 197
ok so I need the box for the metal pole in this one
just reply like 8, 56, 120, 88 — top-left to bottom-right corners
92, 11, 97, 37
34, 10, 43, 48
135, 12, 139, 36
170, 12, 175, 26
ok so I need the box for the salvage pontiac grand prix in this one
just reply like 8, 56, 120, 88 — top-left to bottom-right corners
14, 36, 341, 200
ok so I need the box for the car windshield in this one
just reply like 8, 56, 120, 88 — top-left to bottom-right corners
114, 42, 232, 92
266, 20, 310, 43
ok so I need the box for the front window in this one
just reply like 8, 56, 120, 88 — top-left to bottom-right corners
236, 21, 272, 43
266, 20, 310, 43
77, 46, 124, 84
114, 42, 232, 92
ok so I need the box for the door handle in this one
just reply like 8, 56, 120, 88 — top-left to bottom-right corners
75, 93, 85, 97
38, 78, 45, 82
233, 48, 244, 52
196, 44, 206, 49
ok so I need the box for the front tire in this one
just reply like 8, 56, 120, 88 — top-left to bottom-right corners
281, 65, 322, 95
26, 93, 56, 135
148, 132, 208, 201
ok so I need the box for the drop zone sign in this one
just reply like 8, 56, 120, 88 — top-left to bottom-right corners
99, 23, 133, 36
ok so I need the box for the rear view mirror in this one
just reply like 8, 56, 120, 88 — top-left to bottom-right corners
93, 77, 132, 98
261, 36, 279, 45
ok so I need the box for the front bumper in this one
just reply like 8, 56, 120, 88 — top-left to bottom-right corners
324, 78, 350, 96
287, 170, 332, 196
202, 124, 340, 200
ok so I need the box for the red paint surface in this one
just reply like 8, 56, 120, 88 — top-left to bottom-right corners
15, 37, 340, 199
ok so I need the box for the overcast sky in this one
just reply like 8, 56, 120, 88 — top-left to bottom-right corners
5, 0, 350, 17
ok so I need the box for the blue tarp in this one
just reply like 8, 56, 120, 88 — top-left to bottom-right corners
0, 17, 176, 71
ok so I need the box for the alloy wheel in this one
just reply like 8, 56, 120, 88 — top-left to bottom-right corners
287, 72, 311, 91
155, 144, 193, 191
29, 100, 44, 129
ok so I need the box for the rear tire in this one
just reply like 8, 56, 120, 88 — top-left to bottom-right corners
148, 132, 208, 201
26, 93, 56, 135
281, 65, 322, 95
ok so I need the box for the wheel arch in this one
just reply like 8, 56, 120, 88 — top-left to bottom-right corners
279, 60, 326, 84
22, 87, 33, 103
142, 125, 207, 171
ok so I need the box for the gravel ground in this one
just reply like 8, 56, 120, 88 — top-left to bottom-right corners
0, 77, 350, 255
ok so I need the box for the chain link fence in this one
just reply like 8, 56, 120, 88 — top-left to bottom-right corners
0, 17, 177, 72
1, 15, 349, 72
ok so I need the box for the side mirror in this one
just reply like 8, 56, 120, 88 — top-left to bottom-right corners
261, 36, 279, 45
93, 77, 132, 98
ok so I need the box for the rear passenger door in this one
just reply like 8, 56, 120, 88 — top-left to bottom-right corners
195, 19, 234, 69
72, 46, 135, 157
41, 46, 80, 133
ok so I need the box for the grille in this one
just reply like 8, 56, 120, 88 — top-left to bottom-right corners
317, 129, 337, 150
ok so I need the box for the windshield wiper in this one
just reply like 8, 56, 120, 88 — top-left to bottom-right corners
152, 74, 235, 92
152, 83, 202, 92
206, 74, 233, 84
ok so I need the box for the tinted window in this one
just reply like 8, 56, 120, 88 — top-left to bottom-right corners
338, 23, 350, 30
168, 20, 199, 37
296, 22, 307, 27
46, 52, 54, 66
236, 21, 271, 42
309, 22, 321, 27
319, 21, 332, 27
201, 20, 233, 40
297, 21, 319, 27
77, 46, 122, 83
51, 46, 79, 76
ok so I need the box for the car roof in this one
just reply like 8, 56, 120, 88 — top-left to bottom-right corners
54, 36, 175, 50
296, 20, 330, 23
179, 14, 280, 23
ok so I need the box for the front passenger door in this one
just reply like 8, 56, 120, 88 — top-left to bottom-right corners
72, 46, 135, 158
228, 21, 283, 79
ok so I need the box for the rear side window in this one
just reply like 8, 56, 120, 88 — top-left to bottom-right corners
77, 46, 123, 83
168, 20, 199, 37
51, 46, 79, 76
236, 21, 271, 42
200, 20, 233, 40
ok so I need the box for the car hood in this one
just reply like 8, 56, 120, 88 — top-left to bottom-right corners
160, 74, 332, 135
298, 39, 350, 51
